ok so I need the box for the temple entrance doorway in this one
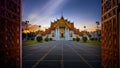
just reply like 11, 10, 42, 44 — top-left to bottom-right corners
60, 28, 65, 40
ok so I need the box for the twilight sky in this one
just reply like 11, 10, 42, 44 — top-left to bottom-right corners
22, 0, 101, 31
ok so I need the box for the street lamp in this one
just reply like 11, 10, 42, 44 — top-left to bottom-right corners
25, 21, 29, 40
96, 21, 100, 41
83, 26, 87, 37
25, 21, 29, 29
39, 25, 41, 28
38, 25, 41, 36
96, 21, 99, 30
84, 26, 86, 29
84, 26, 86, 32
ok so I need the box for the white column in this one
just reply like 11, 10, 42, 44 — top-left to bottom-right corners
58, 28, 60, 40
55, 28, 57, 40
66, 28, 67, 40
68, 28, 70, 40
65, 28, 67, 40
57, 28, 58, 40
57, 28, 59, 40
67, 28, 68, 40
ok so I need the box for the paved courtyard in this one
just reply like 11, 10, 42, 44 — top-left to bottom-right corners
22, 40, 101, 68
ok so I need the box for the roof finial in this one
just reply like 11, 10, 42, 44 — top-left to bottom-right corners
60, 11, 64, 19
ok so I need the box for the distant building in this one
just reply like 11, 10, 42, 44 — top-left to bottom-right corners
0, 0, 21, 68
80, 31, 90, 40
41, 16, 83, 40
101, 0, 120, 68
89, 30, 101, 41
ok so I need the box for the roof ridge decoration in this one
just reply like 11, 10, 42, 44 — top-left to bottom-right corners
53, 16, 72, 29
60, 15, 64, 20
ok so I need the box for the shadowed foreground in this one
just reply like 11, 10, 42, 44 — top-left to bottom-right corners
22, 40, 101, 68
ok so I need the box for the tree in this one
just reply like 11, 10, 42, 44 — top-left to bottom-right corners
76, 37, 80, 41
82, 37, 87, 42
96, 21, 100, 27
50, 38, 53, 41
73, 38, 76, 41
96, 21, 100, 42
36, 36, 43, 42
45, 36, 49, 42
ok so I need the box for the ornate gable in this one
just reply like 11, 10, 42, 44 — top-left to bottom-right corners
54, 16, 71, 29
43, 16, 81, 36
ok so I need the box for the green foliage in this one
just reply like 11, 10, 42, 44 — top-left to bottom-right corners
45, 36, 49, 42
22, 33, 26, 40
36, 36, 43, 42
50, 38, 53, 41
85, 40, 101, 46
31, 37, 34, 40
82, 37, 87, 42
22, 40, 39, 46
76, 37, 80, 41
73, 38, 76, 41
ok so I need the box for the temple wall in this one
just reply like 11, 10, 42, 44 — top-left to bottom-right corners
51, 30, 55, 40
69, 31, 74, 40
46, 28, 82, 41
55, 28, 58, 40
73, 33, 76, 39
79, 36, 82, 40
42, 36, 46, 40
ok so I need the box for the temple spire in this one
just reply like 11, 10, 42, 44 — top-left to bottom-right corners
61, 11, 63, 16
60, 11, 64, 19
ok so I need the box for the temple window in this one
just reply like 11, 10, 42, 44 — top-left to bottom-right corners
70, 32, 73, 37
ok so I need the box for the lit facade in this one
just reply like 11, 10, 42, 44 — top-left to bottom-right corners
41, 16, 82, 40
101, 0, 120, 68
0, 0, 21, 68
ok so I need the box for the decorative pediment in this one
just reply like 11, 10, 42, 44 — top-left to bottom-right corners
53, 16, 71, 28
43, 15, 81, 36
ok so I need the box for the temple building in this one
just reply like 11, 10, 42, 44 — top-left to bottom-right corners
41, 16, 83, 40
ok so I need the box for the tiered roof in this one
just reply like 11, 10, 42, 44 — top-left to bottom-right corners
41, 16, 82, 36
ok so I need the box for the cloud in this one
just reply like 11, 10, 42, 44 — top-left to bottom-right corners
26, 0, 64, 26
27, 14, 39, 21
